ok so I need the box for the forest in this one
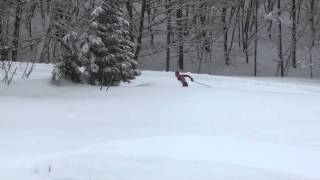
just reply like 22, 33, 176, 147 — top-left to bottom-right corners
0, 0, 320, 85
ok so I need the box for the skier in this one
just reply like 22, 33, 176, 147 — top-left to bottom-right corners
175, 70, 194, 87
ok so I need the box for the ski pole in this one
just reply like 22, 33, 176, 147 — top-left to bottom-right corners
193, 80, 212, 88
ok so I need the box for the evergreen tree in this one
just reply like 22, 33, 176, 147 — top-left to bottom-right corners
80, 0, 140, 86
52, 32, 82, 83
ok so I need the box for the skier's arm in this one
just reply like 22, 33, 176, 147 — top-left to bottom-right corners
182, 75, 194, 81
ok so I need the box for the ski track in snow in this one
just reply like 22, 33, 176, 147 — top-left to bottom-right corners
1, 64, 320, 180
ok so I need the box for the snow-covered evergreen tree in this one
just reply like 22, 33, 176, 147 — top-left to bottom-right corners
80, 0, 140, 86
52, 32, 82, 83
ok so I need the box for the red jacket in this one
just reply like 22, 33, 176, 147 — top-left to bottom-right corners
175, 71, 193, 87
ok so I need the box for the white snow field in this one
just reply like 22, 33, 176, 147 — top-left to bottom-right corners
1, 64, 320, 180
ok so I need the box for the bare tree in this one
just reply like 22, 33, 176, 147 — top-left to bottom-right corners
307, 0, 317, 78
126, 0, 134, 41
12, 0, 23, 62
291, 0, 297, 68
254, 0, 258, 76
243, 0, 254, 64
166, 0, 172, 71
176, 0, 184, 70
277, 0, 284, 77
265, 0, 274, 39
134, 0, 147, 61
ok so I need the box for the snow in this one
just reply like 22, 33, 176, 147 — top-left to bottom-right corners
91, 6, 103, 18
62, 31, 78, 45
81, 43, 90, 54
89, 35, 103, 46
1, 64, 320, 180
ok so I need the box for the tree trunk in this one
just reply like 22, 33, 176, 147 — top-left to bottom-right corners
166, 0, 171, 72
254, 0, 258, 76
237, 0, 243, 49
146, 0, 154, 45
309, 0, 316, 78
291, 0, 297, 68
0, 15, 3, 61
2, 13, 9, 61
134, 0, 147, 61
222, 7, 230, 65
176, 0, 184, 70
266, 0, 274, 39
126, 0, 134, 42
243, 0, 254, 64
12, 0, 23, 62
277, 0, 284, 76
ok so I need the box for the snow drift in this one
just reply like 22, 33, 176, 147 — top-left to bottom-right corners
1, 64, 320, 180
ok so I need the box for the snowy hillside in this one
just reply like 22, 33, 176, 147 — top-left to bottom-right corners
1, 64, 320, 180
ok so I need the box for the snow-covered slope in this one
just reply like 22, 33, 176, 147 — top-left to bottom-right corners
1, 64, 320, 180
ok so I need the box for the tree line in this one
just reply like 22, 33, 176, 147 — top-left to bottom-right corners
0, 0, 320, 85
